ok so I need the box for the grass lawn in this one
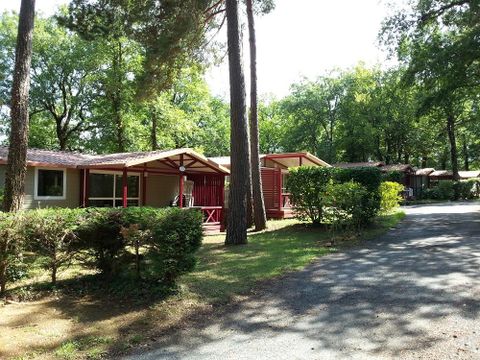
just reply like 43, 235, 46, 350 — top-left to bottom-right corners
0, 211, 405, 360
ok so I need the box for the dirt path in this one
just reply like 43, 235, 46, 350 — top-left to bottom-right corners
124, 202, 480, 359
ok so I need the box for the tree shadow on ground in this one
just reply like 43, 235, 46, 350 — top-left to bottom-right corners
120, 203, 480, 359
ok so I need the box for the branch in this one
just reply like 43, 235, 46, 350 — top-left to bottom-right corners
420, 0, 471, 23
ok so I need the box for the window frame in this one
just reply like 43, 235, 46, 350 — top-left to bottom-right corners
88, 170, 141, 207
34, 167, 67, 200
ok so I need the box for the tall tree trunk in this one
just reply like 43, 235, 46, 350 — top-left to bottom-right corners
446, 112, 459, 180
113, 41, 125, 152
421, 155, 428, 168
3, 0, 36, 212
225, 0, 249, 245
462, 135, 469, 171
246, 0, 267, 231
151, 111, 158, 150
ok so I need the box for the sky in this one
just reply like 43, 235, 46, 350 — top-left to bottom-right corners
2, 0, 392, 99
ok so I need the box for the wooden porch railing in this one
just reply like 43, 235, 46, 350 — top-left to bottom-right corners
193, 206, 223, 224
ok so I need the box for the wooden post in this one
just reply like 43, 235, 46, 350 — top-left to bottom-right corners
278, 169, 283, 210
179, 154, 184, 208
142, 171, 147, 206
220, 175, 226, 231
82, 168, 90, 207
299, 156, 303, 166
122, 167, 128, 208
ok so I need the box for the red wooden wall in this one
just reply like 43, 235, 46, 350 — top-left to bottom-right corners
261, 168, 281, 210
188, 174, 224, 206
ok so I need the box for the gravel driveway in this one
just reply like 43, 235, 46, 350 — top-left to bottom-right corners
125, 202, 480, 360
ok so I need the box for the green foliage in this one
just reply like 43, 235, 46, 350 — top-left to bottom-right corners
324, 181, 369, 229
75, 208, 128, 276
0, 207, 204, 293
382, 171, 403, 183
423, 181, 454, 200
147, 208, 203, 285
23, 208, 84, 285
421, 181, 478, 201
380, 182, 404, 213
287, 166, 382, 226
453, 181, 476, 201
286, 167, 332, 224
0, 212, 25, 294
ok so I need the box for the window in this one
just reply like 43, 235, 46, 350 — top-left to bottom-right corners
88, 171, 140, 207
35, 168, 67, 200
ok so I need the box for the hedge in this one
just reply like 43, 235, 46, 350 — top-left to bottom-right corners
422, 180, 479, 201
287, 166, 382, 226
0, 207, 203, 294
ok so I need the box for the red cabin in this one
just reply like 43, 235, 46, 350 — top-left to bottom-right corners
209, 152, 330, 219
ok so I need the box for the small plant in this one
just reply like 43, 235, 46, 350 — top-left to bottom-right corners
380, 181, 404, 213
120, 224, 151, 278
75, 208, 127, 276
24, 208, 83, 285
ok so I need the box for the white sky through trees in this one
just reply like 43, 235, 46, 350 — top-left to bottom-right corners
1, 0, 391, 99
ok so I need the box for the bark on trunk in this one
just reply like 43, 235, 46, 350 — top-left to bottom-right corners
51, 264, 57, 285
247, 0, 267, 231
462, 136, 469, 171
446, 112, 459, 180
3, 0, 36, 212
0, 260, 7, 295
225, 0, 249, 245
151, 111, 158, 150
113, 41, 125, 152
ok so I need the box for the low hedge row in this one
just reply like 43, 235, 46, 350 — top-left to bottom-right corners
422, 180, 479, 201
0, 207, 203, 294
287, 167, 385, 227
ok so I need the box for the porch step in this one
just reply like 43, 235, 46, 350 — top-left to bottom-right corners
203, 222, 222, 235
266, 208, 295, 219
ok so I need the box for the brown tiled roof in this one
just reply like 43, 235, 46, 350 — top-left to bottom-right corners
381, 164, 414, 173
334, 162, 384, 169
430, 170, 480, 179
459, 171, 480, 179
429, 170, 452, 178
0, 147, 94, 168
0, 147, 229, 174
415, 168, 435, 176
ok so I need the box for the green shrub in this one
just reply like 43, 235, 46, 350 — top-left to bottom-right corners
333, 167, 382, 223
453, 181, 475, 200
287, 167, 332, 224
423, 181, 454, 200
23, 208, 84, 285
75, 208, 127, 276
0, 212, 25, 294
146, 208, 203, 285
287, 166, 382, 226
75, 207, 203, 286
382, 171, 404, 183
380, 182, 404, 213
324, 181, 369, 229
0, 206, 204, 291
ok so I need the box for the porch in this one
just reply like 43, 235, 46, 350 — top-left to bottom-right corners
261, 167, 295, 219
78, 149, 229, 233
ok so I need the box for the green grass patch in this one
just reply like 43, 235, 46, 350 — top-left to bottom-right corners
181, 211, 405, 304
